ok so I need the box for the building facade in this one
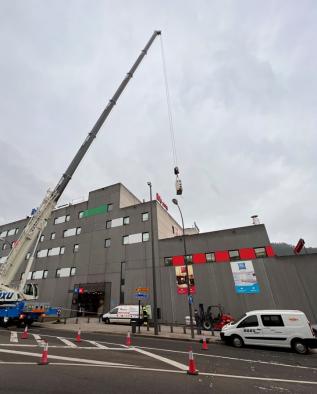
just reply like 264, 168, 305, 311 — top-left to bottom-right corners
0, 183, 316, 324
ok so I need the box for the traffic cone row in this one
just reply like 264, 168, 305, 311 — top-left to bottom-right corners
76, 328, 81, 342
202, 336, 208, 350
38, 341, 49, 365
125, 331, 131, 346
187, 348, 199, 375
21, 325, 29, 339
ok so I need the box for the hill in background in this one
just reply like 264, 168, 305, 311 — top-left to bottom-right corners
272, 242, 317, 256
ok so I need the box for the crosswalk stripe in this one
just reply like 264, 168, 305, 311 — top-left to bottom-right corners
57, 337, 78, 348
10, 332, 18, 343
32, 334, 46, 347
86, 340, 109, 349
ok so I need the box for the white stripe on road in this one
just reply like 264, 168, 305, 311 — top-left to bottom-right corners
57, 337, 77, 348
32, 334, 45, 347
0, 348, 136, 367
0, 360, 316, 386
132, 346, 188, 371
10, 332, 18, 343
133, 345, 317, 372
86, 340, 109, 349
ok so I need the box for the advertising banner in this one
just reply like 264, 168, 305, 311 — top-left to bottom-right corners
175, 265, 196, 294
230, 260, 260, 294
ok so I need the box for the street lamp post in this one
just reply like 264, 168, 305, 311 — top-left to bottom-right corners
147, 182, 159, 335
172, 198, 195, 339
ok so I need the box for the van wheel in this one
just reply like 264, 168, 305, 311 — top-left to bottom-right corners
231, 335, 244, 348
292, 340, 308, 355
103, 318, 110, 324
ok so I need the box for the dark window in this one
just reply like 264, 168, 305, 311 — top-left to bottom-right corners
261, 315, 284, 327
106, 220, 112, 229
237, 315, 259, 328
50, 233, 56, 240
43, 270, 48, 279
164, 257, 173, 266
73, 244, 79, 253
122, 235, 129, 245
105, 239, 111, 248
70, 267, 76, 276
123, 216, 130, 225
76, 227, 81, 235
142, 212, 149, 222
55, 269, 61, 278
120, 262, 126, 304
229, 250, 240, 261
107, 204, 113, 212
172, 225, 175, 234
254, 247, 267, 258
205, 253, 215, 262
66, 215, 70, 222
142, 232, 149, 242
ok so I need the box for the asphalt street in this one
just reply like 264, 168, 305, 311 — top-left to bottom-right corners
0, 325, 316, 393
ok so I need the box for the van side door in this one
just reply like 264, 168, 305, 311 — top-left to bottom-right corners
260, 314, 287, 347
237, 315, 262, 345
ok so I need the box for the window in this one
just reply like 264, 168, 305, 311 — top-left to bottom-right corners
56, 269, 61, 278
122, 236, 129, 245
66, 215, 70, 222
105, 239, 111, 248
185, 255, 193, 264
205, 253, 215, 262
106, 220, 112, 229
48, 247, 61, 256
112, 218, 123, 227
56, 267, 72, 278
164, 257, 172, 266
120, 262, 126, 304
70, 267, 76, 276
254, 247, 267, 258
40, 235, 45, 242
172, 225, 175, 234
142, 232, 149, 242
78, 211, 84, 219
15, 228, 19, 234
123, 216, 130, 225
237, 315, 259, 328
7, 229, 16, 236
63, 227, 81, 237
37, 249, 48, 258
60, 246, 65, 255
32, 270, 44, 280
0, 230, 8, 238
0, 256, 8, 264
261, 315, 284, 327
43, 270, 48, 279
73, 244, 79, 253
229, 250, 240, 261
54, 215, 68, 225
142, 212, 149, 222
25, 252, 31, 260
110, 307, 119, 315
50, 233, 56, 240
2, 243, 7, 251
107, 203, 113, 212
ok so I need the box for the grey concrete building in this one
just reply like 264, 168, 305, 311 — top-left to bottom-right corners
0, 183, 316, 324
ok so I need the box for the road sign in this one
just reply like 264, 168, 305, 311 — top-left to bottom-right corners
135, 288, 149, 293
135, 292, 149, 299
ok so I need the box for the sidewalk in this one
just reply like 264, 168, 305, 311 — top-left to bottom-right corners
38, 317, 221, 343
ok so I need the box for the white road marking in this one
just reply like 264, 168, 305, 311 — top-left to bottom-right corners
10, 332, 18, 343
56, 337, 77, 348
86, 340, 109, 349
0, 348, 136, 367
133, 345, 317, 372
32, 334, 45, 347
0, 344, 130, 350
132, 346, 188, 371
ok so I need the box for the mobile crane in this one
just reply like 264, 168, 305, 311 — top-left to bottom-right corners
0, 31, 161, 326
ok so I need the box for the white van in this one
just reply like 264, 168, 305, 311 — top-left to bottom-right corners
102, 305, 143, 325
221, 310, 317, 354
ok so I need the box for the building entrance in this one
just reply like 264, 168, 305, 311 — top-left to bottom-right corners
72, 282, 111, 317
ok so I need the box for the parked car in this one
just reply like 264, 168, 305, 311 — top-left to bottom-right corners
220, 309, 317, 354
102, 305, 143, 325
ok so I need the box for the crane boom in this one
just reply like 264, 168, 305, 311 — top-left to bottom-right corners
0, 30, 161, 293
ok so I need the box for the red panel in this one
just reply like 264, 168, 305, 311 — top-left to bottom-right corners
172, 255, 185, 266
265, 245, 275, 257
239, 248, 256, 260
215, 250, 230, 262
192, 253, 207, 264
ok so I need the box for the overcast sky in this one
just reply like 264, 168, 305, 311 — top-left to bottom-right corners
0, 0, 316, 246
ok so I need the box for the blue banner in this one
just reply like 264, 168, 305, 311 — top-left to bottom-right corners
230, 261, 260, 294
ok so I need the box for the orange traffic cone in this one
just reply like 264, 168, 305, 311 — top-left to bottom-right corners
21, 325, 29, 339
187, 348, 199, 375
202, 336, 208, 351
75, 328, 81, 342
38, 341, 49, 365
125, 331, 131, 346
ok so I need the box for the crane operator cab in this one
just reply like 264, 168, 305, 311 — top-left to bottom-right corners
23, 283, 39, 300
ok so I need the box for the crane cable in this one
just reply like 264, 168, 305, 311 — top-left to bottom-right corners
159, 36, 178, 168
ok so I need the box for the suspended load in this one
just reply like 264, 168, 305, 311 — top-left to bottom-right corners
174, 166, 183, 195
